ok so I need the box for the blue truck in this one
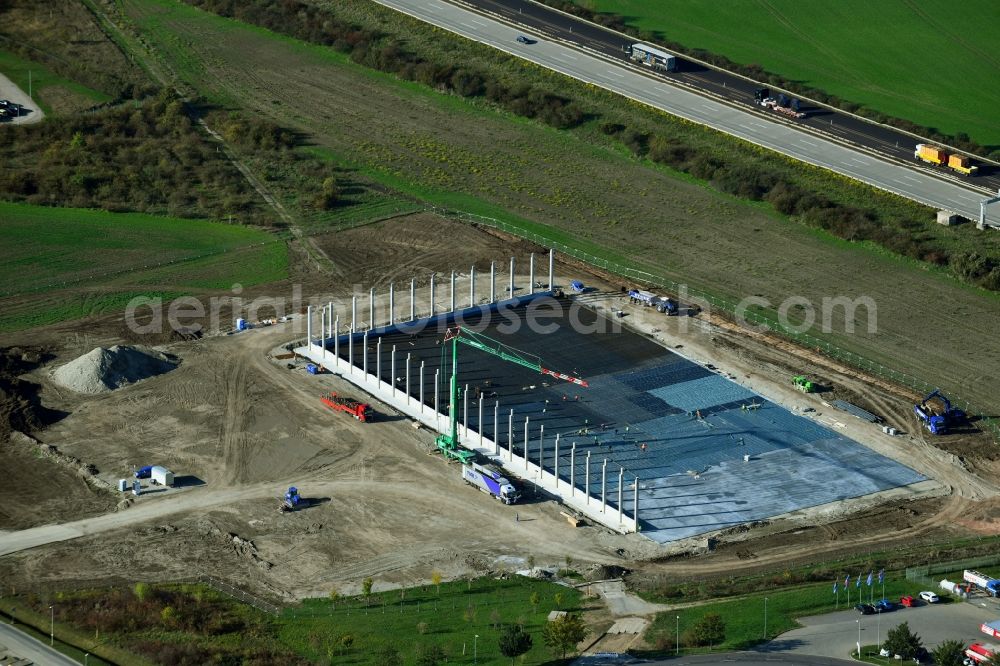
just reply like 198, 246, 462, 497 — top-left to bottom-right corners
462, 462, 520, 505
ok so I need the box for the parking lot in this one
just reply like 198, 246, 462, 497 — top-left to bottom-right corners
760, 597, 999, 659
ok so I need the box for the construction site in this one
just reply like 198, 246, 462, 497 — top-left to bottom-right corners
2, 215, 999, 615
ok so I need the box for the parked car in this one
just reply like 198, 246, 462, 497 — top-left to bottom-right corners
919, 591, 940, 603
900, 595, 915, 607
855, 603, 876, 615
875, 598, 895, 611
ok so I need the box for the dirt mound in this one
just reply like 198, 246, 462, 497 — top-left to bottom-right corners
53, 345, 177, 394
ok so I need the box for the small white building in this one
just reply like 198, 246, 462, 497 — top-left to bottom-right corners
151, 465, 174, 487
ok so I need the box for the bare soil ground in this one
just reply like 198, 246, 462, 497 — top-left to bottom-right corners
1, 214, 998, 606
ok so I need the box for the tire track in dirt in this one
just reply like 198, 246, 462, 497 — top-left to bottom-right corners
219, 353, 254, 485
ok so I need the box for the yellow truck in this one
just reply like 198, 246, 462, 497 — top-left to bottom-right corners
915, 143, 979, 176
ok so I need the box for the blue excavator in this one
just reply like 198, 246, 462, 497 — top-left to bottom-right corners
914, 390, 964, 435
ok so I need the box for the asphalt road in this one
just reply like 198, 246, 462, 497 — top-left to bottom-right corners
373, 0, 999, 227
759, 598, 998, 660
0, 622, 80, 666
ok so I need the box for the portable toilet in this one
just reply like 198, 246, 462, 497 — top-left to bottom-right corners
118, 479, 128, 492
235, 318, 247, 331
151, 465, 174, 487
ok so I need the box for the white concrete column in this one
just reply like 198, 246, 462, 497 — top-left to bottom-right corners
463, 385, 469, 440
508, 409, 514, 461
362, 330, 369, 378
539, 424, 545, 473
334, 317, 340, 366
430, 274, 436, 316
548, 249, 554, 292
370, 288, 375, 330
327, 302, 333, 340
376, 336, 381, 382
554, 434, 560, 488
391, 345, 397, 397
405, 353, 411, 405
602, 459, 608, 514
434, 370, 440, 426
389, 282, 395, 325
523, 417, 530, 466
529, 253, 535, 294
450, 271, 456, 312
420, 361, 425, 414
478, 398, 483, 447
493, 402, 499, 456
634, 478, 639, 532
585, 451, 591, 506
348, 330, 354, 374
470, 265, 476, 307
618, 467, 624, 524
410, 278, 416, 321
320, 305, 326, 359
490, 261, 496, 302
570, 443, 576, 496
306, 305, 313, 348
509, 257, 515, 298
351, 296, 357, 332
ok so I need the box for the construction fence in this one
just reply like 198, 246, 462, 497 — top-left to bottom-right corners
905, 554, 1000, 589
429, 205, 999, 445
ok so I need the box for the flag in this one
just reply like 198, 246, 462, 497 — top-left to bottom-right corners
844, 574, 850, 588
833, 581, 838, 594
878, 569, 884, 584
866, 571, 873, 587
856, 574, 861, 588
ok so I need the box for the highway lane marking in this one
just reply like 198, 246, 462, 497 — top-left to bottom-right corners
607, 70, 624, 78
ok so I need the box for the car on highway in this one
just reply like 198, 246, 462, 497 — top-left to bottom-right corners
855, 603, 876, 615
919, 591, 940, 603
515, 35, 535, 44
900, 595, 916, 607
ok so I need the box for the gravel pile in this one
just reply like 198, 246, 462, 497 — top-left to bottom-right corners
53, 345, 177, 394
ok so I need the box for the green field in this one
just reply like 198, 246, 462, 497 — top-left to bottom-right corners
570, 0, 1000, 148
0, 49, 111, 113
0, 201, 288, 331
5, 577, 584, 665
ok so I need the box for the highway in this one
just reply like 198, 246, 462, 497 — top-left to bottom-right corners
373, 0, 999, 227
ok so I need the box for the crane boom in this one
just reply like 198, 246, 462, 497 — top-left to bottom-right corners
436, 327, 588, 460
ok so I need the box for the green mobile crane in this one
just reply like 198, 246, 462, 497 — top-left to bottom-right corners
436, 327, 588, 462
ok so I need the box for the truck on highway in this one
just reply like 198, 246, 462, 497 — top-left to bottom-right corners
629, 43, 676, 72
754, 88, 806, 119
462, 462, 520, 504
915, 144, 979, 176
964, 570, 1000, 597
